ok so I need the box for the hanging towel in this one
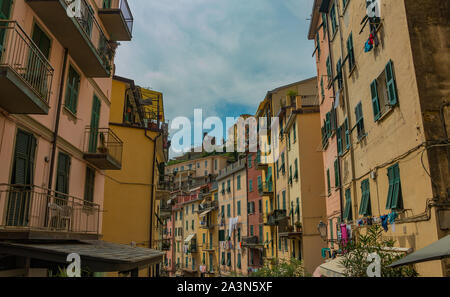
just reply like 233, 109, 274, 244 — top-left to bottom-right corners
364, 40, 373, 52
341, 224, 349, 245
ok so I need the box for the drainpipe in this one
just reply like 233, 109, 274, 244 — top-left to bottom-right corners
145, 128, 162, 277
45, 48, 68, 225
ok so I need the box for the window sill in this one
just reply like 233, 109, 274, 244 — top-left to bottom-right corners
375, 105, 396, 123
63, 106, 78, 121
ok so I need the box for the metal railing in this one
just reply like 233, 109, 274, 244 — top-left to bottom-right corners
63, 0, 114, 74
0, 21, 54, 105
83, 127, 123, 165
103, 0, 134, 35
0, 184, 100, 234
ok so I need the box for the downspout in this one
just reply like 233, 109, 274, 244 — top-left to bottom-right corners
45, 48, 68, 225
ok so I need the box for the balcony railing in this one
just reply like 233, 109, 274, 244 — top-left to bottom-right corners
83, 127, 123, 170
26, 0, 114, 77
0, 21, 54, 114
160, 204, 172, 218
258, 181, 274, 196
0, 184, 100, 235
98, 0, 134, 41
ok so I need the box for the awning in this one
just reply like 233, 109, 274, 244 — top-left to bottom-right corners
389, 235, 450, 268
184, 234, 196, 243
318, 257, 346, 277
0, 240, 165, 272
199, 208, 213, 218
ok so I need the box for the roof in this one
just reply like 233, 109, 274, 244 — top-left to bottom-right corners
0, 240, 164, 272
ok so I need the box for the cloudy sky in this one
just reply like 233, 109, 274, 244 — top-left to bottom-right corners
114, 0, 316, 154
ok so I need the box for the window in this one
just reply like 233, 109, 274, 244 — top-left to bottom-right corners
320, 77, 325, 102
321, 13, 327, 36
249, 179, 253, 192
203, 233, 206, 244
191, 220, 194, 230
359, 179, 372, 216
344, 118, 350, 150
84, 167, 95, 203
248, 155, 252, 168
336, 58, 343, 89
259, 199, 262, 213
330, 4, 337, 36
316, 33, 321, 58
386, 164, 403, 210
371, 60, 399, 121
186, 221, 188, 230
326, 56, 332, 85
221, 252, 225, 265
293, 122, 297, 143
334, 159, 340, 189
327, 169, 331, 195
237, 201, 241, 216
282, 191, 286, 210
294, 159, 298, 180
347, 33, 355, 71
237, 254, 241, 269
65, 66, 80, 114
205, 160, 208, 167
227, 253, 231, 267
343, 188, 353, 221
32, 23, 51, 59
337, 126, 343, 155
227, 204, 231, 218
215, 159, 218, 170
192, 204, 194, 213
56, 152, 71, 199
237, 175, 241, 190
355, 102, 365, 140
88, 95, 101, 153
250, 225, 254, 236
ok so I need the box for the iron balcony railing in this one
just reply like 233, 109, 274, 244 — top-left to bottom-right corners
242, 236, 259, 245
64, 0, 114, 75
0, 184, 100, 234
104, 0, 134, 35
83, 127, 123, 166
0, 20, 54, 105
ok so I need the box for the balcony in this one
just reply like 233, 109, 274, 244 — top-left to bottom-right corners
258, 181, 274, 197
187, 243, 198, 253
159, 204, 171, 219
26, 0, 114, 77
83, 127, 123, 170
0, 184, 100, 239
98, 0, 133, 41
0, 21, 53, 114
161, 240, 170, 251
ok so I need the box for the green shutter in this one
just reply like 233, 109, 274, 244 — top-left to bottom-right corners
56, 152, 70, 201
385, 60, 398, 105
237, 254, 241, 269
102, 0, 112, 8
359, 179, 372, 216
344, 189, 352, 221
0, 0, 13, 19
65, 67, 80, 114
334, 159, 340, 188
345, 118, 350, 149
347, 33, 354, 70
322, 13, 327, 35
88, 95, 101, 153
327, 169, 331, 195
337, 127, 343, 155
84, 167, 95, 203
237, 201, 241, 216
371, 80, 381, 121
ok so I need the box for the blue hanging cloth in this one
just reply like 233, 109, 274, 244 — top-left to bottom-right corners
364, 39, 373, 52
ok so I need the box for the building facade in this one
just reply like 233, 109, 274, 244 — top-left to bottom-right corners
309, 0, 450, 277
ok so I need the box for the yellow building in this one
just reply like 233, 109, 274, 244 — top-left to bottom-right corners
102, 76, 169, 277
309, 0, 450, 276
197, 183, 220, 277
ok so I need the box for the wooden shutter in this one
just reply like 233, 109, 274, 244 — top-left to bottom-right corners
347, 34, 354, 70
386, 166, 395, 209
385, 60, 398, 105
334, 159, 339, 188
345, 118, 350, 149
391, 164, 401, 209
371, 80, 381, 121
84, 167, 95, 203
65, 67, 80, 113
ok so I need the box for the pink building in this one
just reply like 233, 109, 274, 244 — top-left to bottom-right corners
0, 0, 163, 277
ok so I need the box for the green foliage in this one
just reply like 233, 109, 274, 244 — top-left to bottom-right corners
340, 225, 418, 277
287, 90, 298, 97
252, 258, 308, 277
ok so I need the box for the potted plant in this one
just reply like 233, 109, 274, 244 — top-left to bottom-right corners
295, 221, 302, 232
287, 90, 298, 105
